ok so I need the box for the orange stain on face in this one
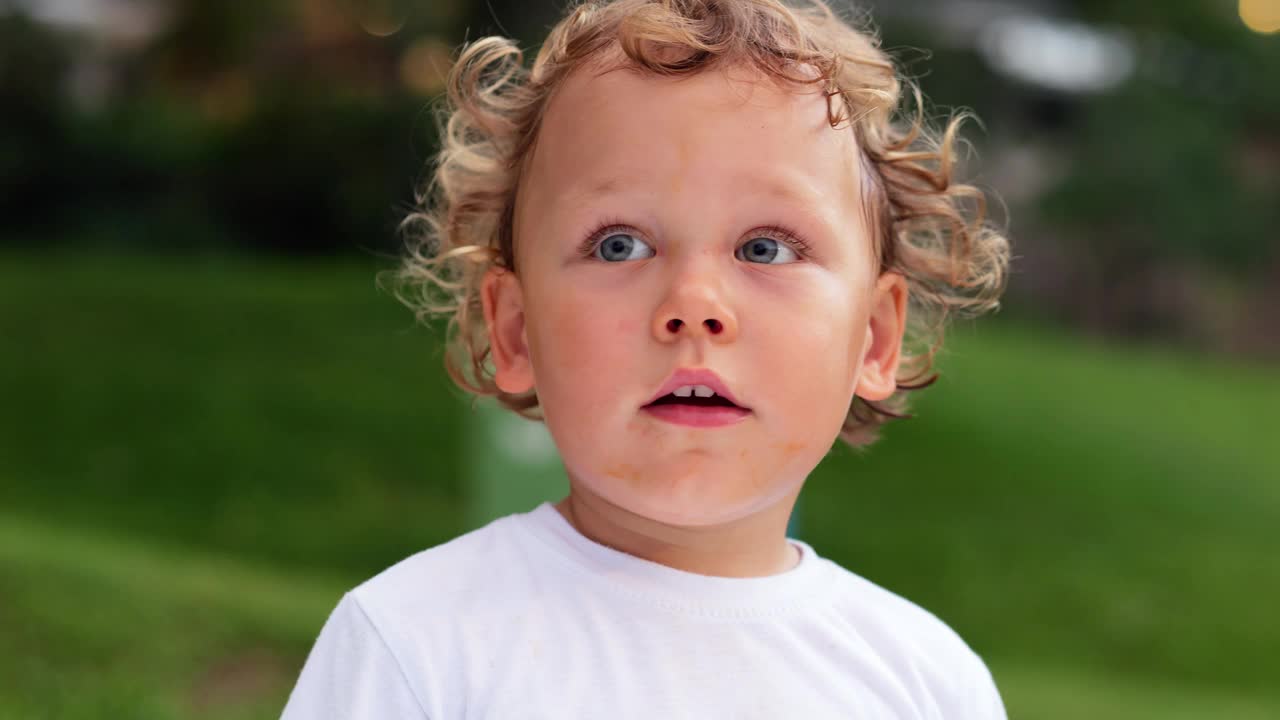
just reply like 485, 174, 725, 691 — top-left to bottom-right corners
772, 440, 807, 458
603, 463, 641, 483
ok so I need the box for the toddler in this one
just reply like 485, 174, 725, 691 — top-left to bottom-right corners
283, 0, 1009, 717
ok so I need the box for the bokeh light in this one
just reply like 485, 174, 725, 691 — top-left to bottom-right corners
347, 0, 409, 37
1240, 0, 1280, 33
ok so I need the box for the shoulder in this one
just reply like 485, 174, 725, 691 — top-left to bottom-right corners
825, 561, 975, 655
306, 511, 547, 718
282, 592, 429, 719
351, 511, 532, 626
819, 559, 1006, 719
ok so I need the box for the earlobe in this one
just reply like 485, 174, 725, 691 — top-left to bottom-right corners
854, 272, 909, 402
480, 267, 535, 395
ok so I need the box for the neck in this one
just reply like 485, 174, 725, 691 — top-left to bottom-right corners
552, 483, 803, 578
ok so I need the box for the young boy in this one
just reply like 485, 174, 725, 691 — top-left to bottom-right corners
283, 0, 1009, 717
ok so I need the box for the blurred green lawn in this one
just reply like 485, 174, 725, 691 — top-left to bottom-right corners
1, 252, 1277, 719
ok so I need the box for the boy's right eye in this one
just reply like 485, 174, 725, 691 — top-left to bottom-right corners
594, 232, 656, 262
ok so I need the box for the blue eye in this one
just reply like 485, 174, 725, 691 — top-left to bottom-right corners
595, 232, 655, 262
736, 237, 799, 264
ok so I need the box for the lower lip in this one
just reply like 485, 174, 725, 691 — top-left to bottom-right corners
641, 404, 752, 428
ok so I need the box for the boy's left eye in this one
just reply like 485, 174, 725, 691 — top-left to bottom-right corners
736, 237, 799, 265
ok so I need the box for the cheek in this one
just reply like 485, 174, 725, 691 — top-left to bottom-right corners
768, 278, 860, 370
781, 316, 850, 402
756, 276, 864, 423
527, 285, 643, 407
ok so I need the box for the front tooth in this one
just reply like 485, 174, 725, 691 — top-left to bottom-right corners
692, 384, 715, 398
673, 386, 695, 398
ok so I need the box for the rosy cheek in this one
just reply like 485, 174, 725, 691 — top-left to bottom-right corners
540, 296, 635, 388
539, 292, 592, 350
614, 316, 640, 336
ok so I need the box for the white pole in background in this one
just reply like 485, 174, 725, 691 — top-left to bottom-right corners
465, 398, 566, 530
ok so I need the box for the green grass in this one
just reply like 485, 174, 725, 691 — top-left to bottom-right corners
807, 324, 1280, 700
0, 512, 340, 719
1, 251, 1277, 718
0, 251, 467, 577
994, 663, 1280, 720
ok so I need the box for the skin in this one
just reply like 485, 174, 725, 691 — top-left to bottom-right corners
481, 59, 908, 578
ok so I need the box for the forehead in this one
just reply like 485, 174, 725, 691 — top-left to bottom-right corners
518, 60, 864, 237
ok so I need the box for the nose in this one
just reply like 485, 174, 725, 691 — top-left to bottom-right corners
651, 273, 739, 345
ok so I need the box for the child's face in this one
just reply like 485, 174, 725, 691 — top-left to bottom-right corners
483, 61, 906, 528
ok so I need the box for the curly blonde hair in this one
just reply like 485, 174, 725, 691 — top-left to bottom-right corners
391, 0, 1009, 447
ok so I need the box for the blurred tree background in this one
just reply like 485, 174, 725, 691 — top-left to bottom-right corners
1, 0, 1277, 718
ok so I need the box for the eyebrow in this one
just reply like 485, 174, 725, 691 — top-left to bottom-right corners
744, 175, 830, 210
565, 173, 830, 210
566, 176, 629, 201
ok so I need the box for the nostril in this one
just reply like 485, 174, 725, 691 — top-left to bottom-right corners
705, 319, 722, 333
666, 319, 683, 333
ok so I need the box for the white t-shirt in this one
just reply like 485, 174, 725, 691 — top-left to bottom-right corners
281, 501, 1006, 719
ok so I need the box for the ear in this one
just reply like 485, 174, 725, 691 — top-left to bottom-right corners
480, 266, 535, 394
853, 271, 909, 402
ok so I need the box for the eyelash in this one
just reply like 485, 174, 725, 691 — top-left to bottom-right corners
577, 220, 630, 258
578, 221, 813, 259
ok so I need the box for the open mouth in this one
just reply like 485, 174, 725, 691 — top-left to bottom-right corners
641, 389, 751, 428
641, 372, 750, 428
645, 393, 742, 409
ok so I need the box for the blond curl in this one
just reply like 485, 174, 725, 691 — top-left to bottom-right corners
390, 0, 1010, 446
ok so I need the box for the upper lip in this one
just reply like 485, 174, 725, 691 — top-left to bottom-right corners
643, 368, 748, 409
